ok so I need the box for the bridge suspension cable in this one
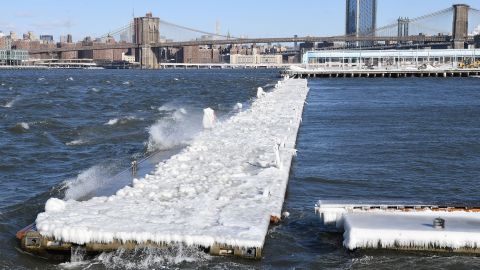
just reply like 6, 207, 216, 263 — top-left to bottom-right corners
367, 7, 454, 37
159, 19, 237, 40
98, 22, 133, 40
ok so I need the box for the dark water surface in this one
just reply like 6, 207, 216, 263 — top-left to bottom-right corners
1, 71, 480, 269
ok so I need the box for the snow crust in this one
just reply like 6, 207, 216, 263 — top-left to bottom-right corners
344, 211, 480, 250
36, 78, 309, 249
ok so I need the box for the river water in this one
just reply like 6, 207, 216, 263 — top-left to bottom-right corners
0, 70, 479, 269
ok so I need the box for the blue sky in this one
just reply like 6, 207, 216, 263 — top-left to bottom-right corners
1, 0, 479, 41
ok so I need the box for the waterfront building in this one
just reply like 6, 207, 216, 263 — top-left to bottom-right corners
0, 49, 29, 65
230, 54, 282, 65
346, 0, 376, 46
302, 49, 480, 69
121, 52, 136, 63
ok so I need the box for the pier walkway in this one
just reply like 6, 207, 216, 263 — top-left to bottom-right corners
33, 78, 309, 259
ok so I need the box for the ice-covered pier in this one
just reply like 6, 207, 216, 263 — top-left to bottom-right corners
31, 78, 309, 259
316, 201, 480, 254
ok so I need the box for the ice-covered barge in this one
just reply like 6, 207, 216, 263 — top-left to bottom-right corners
316, 201, 480, 254
18, 78, 309, 260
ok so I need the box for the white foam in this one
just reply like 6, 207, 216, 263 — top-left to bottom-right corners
66, 139, 87, 146
36, 79, 309, 249
2, 97, 19, 108
19, 122, 29, 130
94, 246, 210, 269
105, 116, 141, 126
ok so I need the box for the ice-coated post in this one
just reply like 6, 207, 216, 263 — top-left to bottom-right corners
274, 143, 282, 169
257, 87, 265, 98
203, 108, 216, 129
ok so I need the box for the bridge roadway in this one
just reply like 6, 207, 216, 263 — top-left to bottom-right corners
29, 35, 457, 54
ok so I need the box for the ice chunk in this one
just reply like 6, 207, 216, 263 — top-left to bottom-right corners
45, 198, 65, 212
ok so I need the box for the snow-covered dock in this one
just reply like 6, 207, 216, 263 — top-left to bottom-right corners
33, 78, 309, 259
316, 201, 480, 253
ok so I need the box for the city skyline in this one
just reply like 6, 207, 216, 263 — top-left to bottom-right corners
2, 0, 480, 41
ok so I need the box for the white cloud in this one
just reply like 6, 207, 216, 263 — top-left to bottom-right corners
31, 19, 74, 30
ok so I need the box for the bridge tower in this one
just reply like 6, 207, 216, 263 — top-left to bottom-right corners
452, 4, 469, 49
134, 12, 160, 69
397, 17, 409, 38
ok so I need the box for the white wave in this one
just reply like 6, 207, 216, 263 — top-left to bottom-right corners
147, 107, 201, 151
122, 81, 130, 85
63, 165, 111, 200
104, 116, 142, 126
19, 122, 29, 130
38, 77, 45, 81
2, 97, 19, 108
105, 118, 119, 126
66, 139, 87, 146
94, 246, 210, 270
158, 104, 176, 112
91, 87, 99, 92
66, 77, 74, 81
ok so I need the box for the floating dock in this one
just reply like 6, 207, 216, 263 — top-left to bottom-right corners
316, 201, 480, 254
19, 78, 309, 260
283, 68, 480, 79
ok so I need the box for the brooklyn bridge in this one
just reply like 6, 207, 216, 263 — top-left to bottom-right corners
27, 4, 480, 68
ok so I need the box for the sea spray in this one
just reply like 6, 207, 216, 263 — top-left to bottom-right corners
94, 246, 210, 270
64, 165, 113, 200
147, 107, 202, 152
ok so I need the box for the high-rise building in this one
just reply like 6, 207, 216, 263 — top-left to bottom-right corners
345, 0, 377, 38
40, 35, 54, 43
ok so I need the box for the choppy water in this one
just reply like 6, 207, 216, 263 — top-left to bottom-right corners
1, 71, 480, 269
